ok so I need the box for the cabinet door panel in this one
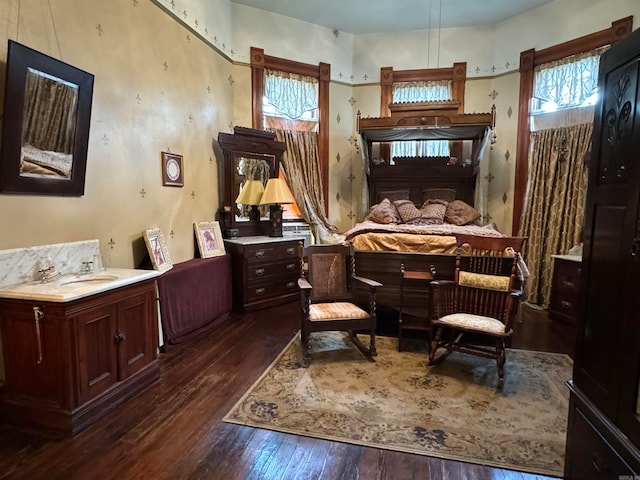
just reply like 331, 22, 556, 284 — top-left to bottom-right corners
117, 290, 157, 379
76, 304, 118, 403
1, 306, 65, 406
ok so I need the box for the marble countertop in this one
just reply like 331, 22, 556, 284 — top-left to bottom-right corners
0, 268, 160, 303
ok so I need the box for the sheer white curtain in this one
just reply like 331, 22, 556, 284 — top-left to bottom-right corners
264, 69, 318, 120
533, 47, 607, 113
391, 80, 452, 158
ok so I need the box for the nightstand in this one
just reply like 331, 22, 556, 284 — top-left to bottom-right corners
224, 236, 303, 312
549, 255, 582, 325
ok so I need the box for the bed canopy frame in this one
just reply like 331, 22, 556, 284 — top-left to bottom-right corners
358, 100, 496, 208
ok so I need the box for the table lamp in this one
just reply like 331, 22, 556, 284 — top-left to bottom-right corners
235, 179, 265, 221
259, 177, 295, 237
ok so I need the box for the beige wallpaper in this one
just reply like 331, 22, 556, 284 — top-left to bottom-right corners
0, 0, 233, 267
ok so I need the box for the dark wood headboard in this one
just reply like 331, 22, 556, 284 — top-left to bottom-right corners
358, 101, 495, 208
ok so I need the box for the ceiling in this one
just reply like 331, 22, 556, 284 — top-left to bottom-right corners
230, 0, 555, 35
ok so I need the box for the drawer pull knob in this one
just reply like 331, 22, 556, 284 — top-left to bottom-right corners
562, 280, 574, 288
255, 288, 265, 296
286, 263, 295, 271
286, 282, 295, 288
286, 247, 295, 255
560, 300, 572, 309
255, 250, 265, 258
255, 268, 265, 276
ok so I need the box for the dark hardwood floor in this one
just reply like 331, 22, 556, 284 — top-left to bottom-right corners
0, 301, 574, 480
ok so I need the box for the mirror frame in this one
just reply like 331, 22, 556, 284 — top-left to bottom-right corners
216, 127, 286, 237
0, 40, 94, 196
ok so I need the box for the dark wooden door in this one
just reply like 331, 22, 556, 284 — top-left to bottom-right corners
116, 288, 157, 380
76, 303, 119, 403
574, 26, 640, 446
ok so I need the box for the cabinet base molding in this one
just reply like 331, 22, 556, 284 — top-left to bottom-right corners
2, 361, 159, 437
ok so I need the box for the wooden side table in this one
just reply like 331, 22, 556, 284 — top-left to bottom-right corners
398, 263, 436, 351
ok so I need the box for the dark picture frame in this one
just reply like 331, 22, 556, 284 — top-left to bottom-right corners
161, 151, 184, 187
0, 40, 94, 196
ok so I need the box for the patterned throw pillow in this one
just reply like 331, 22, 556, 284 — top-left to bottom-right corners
394, 199, 423, 224
366, 198, 401, 224
420, 199, 448, 225
445, 200, 481, 225
395, 199, 447, 225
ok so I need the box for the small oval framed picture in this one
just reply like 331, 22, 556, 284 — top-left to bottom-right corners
162, 152, 183, 187
194, 221, 225, 258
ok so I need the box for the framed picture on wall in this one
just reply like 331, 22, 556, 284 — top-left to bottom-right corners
161, 152, 183, 187
194, 221, 225, 258
143, 227, 173, 272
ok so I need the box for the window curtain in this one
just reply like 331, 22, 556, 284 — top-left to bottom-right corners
520, 121, 591, 307
269, 129, 341, 244
265, 69, 318, 120
391, 80, 451, 158
533, 47, 607, 112
22, 70, 78, 153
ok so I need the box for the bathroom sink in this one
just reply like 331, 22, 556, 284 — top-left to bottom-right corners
0, 268, 160, 302
59, 274, 119, 286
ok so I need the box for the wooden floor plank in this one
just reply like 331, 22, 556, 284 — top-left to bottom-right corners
0, 302, 569, 480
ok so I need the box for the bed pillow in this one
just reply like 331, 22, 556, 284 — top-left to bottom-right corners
394, 199, 423, 224
445, 200, 481, 225
366, 198, 401, 224
378, 189, 410, 202
422, 188, 456, 203
419, 199, 448, 225
395, 199, 447, 225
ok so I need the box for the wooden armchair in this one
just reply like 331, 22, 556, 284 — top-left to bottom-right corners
298, 243, 382, 364
429, 234, 527, 388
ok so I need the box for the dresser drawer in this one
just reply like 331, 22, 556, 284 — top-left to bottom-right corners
245, 242, 299, 265
245, 277, 299, 304
566, 403, 635, 479
246, 258, 299, 281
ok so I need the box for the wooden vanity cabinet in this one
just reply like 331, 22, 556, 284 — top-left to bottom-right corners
0, 279, 159, 436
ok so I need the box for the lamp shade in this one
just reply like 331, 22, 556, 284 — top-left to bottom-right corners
259, 177, 295, 205
235, 179, 265, 205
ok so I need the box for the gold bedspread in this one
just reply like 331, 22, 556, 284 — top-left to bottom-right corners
344, 221, 505, 254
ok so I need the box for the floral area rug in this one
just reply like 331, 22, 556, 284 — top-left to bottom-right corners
223, 332, 572, 477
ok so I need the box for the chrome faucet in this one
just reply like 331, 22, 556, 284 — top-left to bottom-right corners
82, 261, 94, 274
39, 265, 62, 283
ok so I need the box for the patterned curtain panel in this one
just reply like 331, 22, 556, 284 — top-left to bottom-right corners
533, 47, 607, 112
22, 70, 78, 153
269, 129, 340, 244
265, 69, 318, 120
520, 122, 591, 307
391, 80, 452, 158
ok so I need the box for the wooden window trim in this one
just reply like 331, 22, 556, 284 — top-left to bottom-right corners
512, 16, 633, 234
250, 47, 330, 212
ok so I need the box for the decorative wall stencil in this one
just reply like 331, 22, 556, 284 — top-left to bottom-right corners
336, 152, 341, 163
489, 89, 499, 100
336, 192, 341, 202
507, 106, 513, 118
505, 150, 510, 161
485, 173, 495, 183
503, 192, 508, 204
227, 75, 234, 85
108, 238, 116, 249
96, 24, 104, 36
140, 188, 147, 198
336, 113, 341, 124
348, 96, 357, 106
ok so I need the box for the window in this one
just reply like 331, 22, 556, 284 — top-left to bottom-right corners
531, 47, 606, 114
263, 69, 318, 132
391, 80, 452, 158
